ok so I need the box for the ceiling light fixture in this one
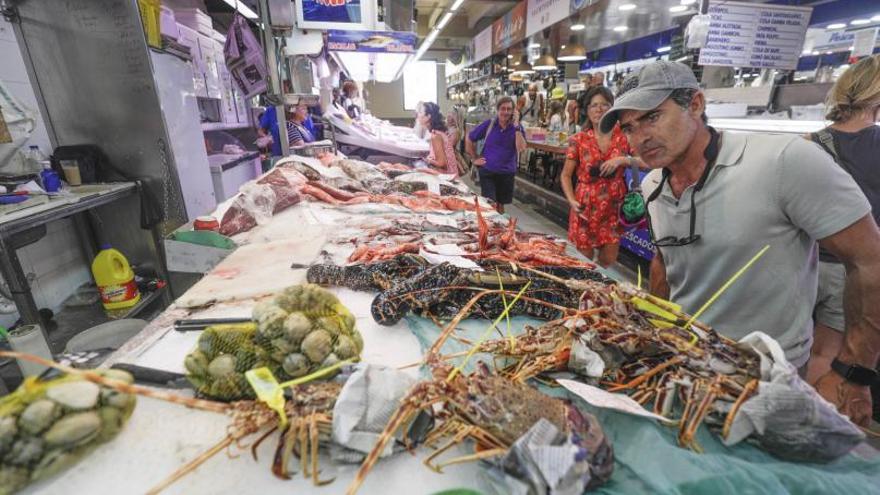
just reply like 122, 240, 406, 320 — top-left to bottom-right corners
529, 42, 541, 48
872, 15, 880, 22
657, 46, 671, 53
826, 23, 846, 29
561, 45, 566, 49
558, 35, 587, 62
437, 12, 454, 31
680, 0, 697, 5
811, 50, 819, 55
450, 0, 466, 12
512, 54, 534, 75
619, 3, 636, 11
221, 0, 258, 19
669, 6, 688, 13
613, 26, 628, 32
850, 19, 870, 26
533, 49, 557, 71
507, 54, 514, 59
570, 23, 586, 31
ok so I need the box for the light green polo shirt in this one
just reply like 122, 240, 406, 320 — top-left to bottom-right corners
642, 131, 871, 367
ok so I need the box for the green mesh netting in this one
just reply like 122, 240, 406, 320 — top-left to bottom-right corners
0, 371, 136, 495
184, 284, 363, 401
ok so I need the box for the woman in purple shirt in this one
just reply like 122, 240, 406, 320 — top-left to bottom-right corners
465, 97, 527, 214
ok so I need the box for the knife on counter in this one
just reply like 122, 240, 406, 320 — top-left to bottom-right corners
172, 317, 251, 332
110, 363, 192, 389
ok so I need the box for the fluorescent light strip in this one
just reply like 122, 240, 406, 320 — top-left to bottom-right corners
669, 6, 687, 13
619, 4, 636, 11
850, 19, 870, 26
437, 12, 454, 30
826, 23, 846, 29
222, 0, 258, 19
657, 46, 671, 53
450, 0, 466, 12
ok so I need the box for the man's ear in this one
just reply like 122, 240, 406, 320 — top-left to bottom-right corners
691, 91, 706, 117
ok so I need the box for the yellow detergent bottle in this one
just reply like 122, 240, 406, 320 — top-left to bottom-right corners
91, 244, 141, 310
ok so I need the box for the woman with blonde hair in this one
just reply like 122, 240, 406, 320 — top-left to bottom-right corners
805, 55, 880, 401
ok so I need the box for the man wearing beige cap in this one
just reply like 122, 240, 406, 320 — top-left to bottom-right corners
599, 60, 880, 426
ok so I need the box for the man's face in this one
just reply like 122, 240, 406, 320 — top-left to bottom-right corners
498, 102, 514, 122
618, 96, 703, 169
528, 86, 537, 99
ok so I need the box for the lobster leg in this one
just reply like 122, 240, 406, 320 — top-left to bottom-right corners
423, 423, 474, 473
346, 386, 445, 495
433, 448, 507, 472
310, 414, 335, 486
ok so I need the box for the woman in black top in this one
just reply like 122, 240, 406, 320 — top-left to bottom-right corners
806, 55, 880, 411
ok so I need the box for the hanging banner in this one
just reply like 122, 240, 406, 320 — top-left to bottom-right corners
526, 0, 570, 38
326, 30, 416, 53
492, 1, 527, 53
474, 27, 493, 62
698, 0, 811, 70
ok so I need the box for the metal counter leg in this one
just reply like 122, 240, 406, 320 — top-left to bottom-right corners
0, 237, 42, 332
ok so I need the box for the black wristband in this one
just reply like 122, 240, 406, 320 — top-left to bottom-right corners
831, 358, 879, 386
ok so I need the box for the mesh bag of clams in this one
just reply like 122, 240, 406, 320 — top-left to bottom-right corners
184, 284, 363, 401
0, 370, 136, 495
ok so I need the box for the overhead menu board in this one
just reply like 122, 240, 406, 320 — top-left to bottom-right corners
525, 0, 569, 38
474, 27, 493, 63
698, 1, 811, 71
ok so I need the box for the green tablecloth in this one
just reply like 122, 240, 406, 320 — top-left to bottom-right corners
407, 315, 880, 495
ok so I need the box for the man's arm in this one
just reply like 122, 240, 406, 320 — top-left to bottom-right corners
649, 250, 670, 299
815, 214, 880, 426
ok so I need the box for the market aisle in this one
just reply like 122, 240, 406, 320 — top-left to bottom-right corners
500, 199, 638, 284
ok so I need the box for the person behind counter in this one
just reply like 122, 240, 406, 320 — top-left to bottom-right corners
547, 100, 565, 133
258, 106, 283, 156
341, 80, 362, 120
420, 102, 461, 176
601, 60, 880, 426
466, 96, 527, 214
286, 102, 315, 148
564, 99, 580, 135
518, 83, 544, 127
560, 86, 639, 267
804, 55, 880, 400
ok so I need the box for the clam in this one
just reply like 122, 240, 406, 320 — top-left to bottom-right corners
0, 416, 18, 454
282, 353, 309, 377
101, 389, 135, 411
97, 406, 125, 441
301, 329, 332, 364
31, 448, 75, 481
333, 335, 357, 360
99, 369, 134, 384
46, 381, 100, 411
19, 399, 60, 435
8, 436, 44, 465
0, 466, 30, 494
283, 312, 312, 344
43, 412, 102, 448
184, 350, 209, 376
207, 354, 236, 378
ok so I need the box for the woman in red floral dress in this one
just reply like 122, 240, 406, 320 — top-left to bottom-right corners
561, 86, 640, 267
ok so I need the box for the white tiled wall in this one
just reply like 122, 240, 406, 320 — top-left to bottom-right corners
0, 19, 92, 327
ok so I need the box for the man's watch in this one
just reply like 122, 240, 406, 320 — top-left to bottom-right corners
830, 358, 880, 386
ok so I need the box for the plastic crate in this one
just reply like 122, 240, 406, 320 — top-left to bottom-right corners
137, 0, 161, 48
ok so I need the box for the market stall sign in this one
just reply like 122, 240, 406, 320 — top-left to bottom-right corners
525, 0, 570, 38
852, 28, 879, 58
492, 1, 526, 53
474, 27, 493, 63
327, 30, 416, 53
698, 1, 811, 70
812, 29, 856, 53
